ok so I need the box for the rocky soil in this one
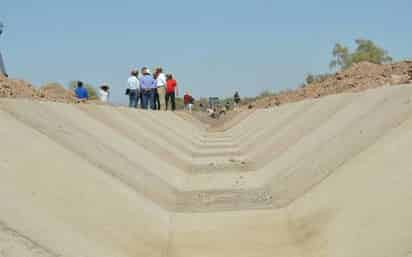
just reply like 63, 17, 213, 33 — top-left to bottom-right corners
0, 74, 76, 103
37, 83, 76, 103
253, 61, 412, 108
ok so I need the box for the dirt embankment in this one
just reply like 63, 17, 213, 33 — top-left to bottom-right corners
253, 61, 412, 108
0, 75, 76, 103
0, 74, 37, 98
195, 61, 412, 129
37, 83, 76, 103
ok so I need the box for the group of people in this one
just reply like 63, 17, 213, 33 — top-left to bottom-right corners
126, 66, 196, 111
73, 67, 241, 114
74, 81, 111, 103
126, 67, 181, 111
73, 66, 193, 111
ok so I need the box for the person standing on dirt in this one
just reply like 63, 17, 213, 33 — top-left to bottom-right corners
139, 68, 157, 110
184, 91, 194, 112
0, 52, 6, 77
74, 81, 89, 102
127, 70, 140, 108
99, 84, 110, 103
155, 67, 167, 110
225, 101, 231, 111
0, 22, 7, 77
234, 91, 241, 110
165, 74, 178, 111
153, 71, 160, 110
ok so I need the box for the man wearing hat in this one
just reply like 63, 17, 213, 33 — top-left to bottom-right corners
155, 67, 167, 110
139, 68, 157, 110
99, 83, 110, 103
127, 70, 140, 108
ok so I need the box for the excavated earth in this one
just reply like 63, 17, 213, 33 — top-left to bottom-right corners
253, 60, 412, 108
1, 75, 412, 256
0, 75, 76, 102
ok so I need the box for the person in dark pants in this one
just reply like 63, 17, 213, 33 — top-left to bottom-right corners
165, 74, 178, 111
154, 88, 160, 110
153, 72, 160, 110
0, 22, 7, 77
0, 52, 7, 77
234, 91, 241, 110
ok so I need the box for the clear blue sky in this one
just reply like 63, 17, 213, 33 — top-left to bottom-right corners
1, 0, 411, 103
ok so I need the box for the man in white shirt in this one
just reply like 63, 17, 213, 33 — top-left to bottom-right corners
155, 67, 167, 110
127, 70, 140, 108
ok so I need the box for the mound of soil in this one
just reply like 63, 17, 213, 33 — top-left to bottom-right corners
37, 83, 76, 103
0, 74, 37, 98
0, 76, 76, 103
254, 60, 412, 108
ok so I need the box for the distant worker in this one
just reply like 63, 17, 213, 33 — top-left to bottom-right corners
0, 22, 7, 77
127, 70, 140, 108
153, 72, 160, 110
0, 52, 6, 77
155, 67, 167, 110
184, 91, 194, 112
139, 68, 157, 110
234, 91, 241, 110
225, 101, 231, 111
165, 74, 178, 111
74, 81, 89, 102
99, 84, 110, 103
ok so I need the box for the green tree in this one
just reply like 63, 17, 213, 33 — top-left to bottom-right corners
68, 80, 98, 100
329, 43, 351, 69
329, 39, 392, 70
351, 39, 392, 65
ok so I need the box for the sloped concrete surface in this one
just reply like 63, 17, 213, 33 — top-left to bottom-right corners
1, 84, 412, 257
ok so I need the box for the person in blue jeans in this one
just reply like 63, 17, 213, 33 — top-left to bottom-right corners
127, 70, 140, 108
74, 81, 89, 102
139, 68, 157, 110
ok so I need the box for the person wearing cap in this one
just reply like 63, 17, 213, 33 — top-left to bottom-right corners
155, 67, 167, 110
139, 68, 157, 110
99, 84, 110, 103
127, 70, 140, 108
74, 81, 89, 102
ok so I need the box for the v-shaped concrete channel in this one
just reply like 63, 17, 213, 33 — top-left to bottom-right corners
1, 84, 412, 257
